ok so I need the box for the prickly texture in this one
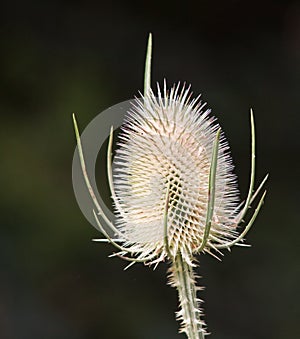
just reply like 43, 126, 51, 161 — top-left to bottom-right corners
169, 254, 206, 338
113, 84, 240, 260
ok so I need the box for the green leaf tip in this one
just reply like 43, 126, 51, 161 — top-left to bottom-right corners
144, 33, 152, 97
72, 113, 80, 140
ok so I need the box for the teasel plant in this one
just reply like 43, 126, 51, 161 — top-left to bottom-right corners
72, 34, 268, 338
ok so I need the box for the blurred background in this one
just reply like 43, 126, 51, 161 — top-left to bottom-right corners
1, 0, 299, 338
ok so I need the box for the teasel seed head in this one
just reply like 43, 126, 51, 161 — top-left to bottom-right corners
112, 83, 240, 262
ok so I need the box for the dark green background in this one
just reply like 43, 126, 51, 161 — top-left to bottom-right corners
1, 1, 299, 338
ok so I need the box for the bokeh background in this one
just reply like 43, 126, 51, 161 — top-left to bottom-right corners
1, 1, 299, 338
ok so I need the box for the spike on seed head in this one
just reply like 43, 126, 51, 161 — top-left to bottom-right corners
112, 84, 240, 261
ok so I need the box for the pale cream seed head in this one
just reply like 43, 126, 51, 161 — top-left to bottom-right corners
113, 84, 240, 259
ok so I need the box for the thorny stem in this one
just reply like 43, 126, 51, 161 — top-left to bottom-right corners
170, 253, 205, 339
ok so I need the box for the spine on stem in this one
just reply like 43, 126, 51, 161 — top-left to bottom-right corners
168, 253, 206, 339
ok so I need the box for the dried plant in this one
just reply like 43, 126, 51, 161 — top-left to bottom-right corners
73, 34, 267, 338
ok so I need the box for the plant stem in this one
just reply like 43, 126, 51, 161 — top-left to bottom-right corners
169, 253, 205, 339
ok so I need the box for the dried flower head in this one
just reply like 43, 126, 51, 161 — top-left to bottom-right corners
72, 33, 267, 339
113, 84, 239, 262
